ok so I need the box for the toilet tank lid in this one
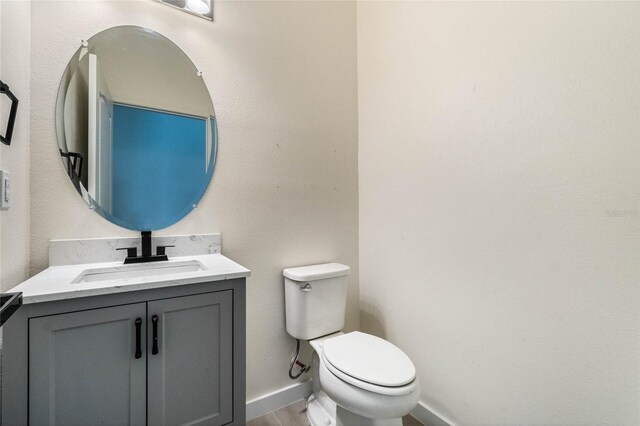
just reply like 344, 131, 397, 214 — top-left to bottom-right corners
283, 263, 350, 282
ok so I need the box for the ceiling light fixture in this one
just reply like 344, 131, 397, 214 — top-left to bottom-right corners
186, 0, 210, 14
155, 0, 213, 21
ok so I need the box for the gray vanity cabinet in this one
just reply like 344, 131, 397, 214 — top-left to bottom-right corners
2, 279, 246, 426
147, 291, 234, 426
29, 303, 147, 425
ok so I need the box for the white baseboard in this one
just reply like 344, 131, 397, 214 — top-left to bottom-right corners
245, 382, 453, 426
246, 381, 313, 421
411, 400, 454, 426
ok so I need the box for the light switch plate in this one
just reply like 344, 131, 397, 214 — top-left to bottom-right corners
0, 170, 11, 209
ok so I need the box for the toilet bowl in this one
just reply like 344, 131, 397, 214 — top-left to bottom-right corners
313, 332, 420, 425
283, 263, 420, 426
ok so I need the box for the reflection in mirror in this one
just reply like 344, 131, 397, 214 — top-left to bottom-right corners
56, 26, 216, 231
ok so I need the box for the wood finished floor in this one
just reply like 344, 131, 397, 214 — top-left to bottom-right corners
247, 399, 423, 426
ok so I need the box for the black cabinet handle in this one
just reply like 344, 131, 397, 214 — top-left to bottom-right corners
152, 315, 159, 355
134, 318, 142, 359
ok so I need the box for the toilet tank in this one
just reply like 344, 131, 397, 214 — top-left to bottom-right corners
283, 263, 350, 340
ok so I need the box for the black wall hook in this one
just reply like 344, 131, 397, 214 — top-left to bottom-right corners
0, 79, 19, 146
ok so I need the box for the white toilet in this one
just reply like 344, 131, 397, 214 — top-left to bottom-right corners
283, 263, 420, 426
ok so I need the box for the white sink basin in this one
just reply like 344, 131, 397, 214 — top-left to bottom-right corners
72, 260, 207, 283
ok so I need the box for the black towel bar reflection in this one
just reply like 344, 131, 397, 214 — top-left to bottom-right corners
0, 79, 19, 146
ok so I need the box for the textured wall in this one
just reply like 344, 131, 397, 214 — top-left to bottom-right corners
0, 0, 32, 417
29, 0, 359, 400
0, 0, 31, 292
358, 2, 639, 424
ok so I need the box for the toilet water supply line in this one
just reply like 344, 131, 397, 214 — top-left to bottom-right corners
289, 339, 311, 379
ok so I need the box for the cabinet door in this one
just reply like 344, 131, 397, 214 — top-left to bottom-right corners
29, 303, 147, 426
147, 291, 233, 426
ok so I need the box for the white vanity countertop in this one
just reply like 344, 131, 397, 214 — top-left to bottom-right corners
12, 254, 250, 304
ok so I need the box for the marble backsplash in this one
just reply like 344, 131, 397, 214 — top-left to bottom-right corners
49, 234, 221, 266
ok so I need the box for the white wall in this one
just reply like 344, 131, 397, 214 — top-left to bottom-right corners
358, 2, 639, 424
0, 0, 32, 416
0, 0, 31, 292
29, 0, 359, 400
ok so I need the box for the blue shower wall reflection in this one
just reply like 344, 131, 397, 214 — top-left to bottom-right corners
111, 104, 214, 230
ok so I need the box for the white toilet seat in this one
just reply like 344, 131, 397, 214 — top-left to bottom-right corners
321, 350, 419, 396
321, 331, 417, 395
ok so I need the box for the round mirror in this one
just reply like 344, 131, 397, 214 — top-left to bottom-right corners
56, 26, 216, 231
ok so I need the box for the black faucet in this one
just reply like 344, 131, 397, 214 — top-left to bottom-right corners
117, 231, 174, 264
141, 231, 152, 258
